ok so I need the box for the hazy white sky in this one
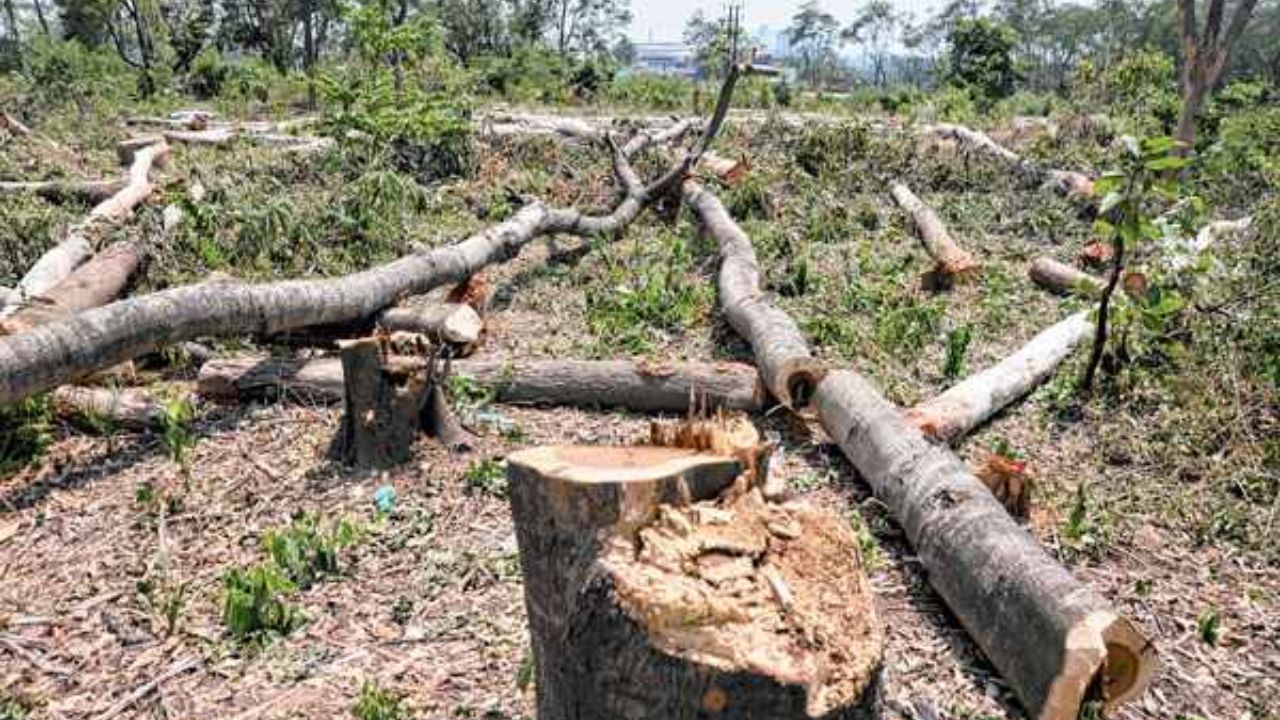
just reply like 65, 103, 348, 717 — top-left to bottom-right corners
627, 0, 951, 42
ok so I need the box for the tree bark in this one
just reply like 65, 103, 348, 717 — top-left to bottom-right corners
508, 435, 882, 718
1174, 0, 1260, 152
815, 372, 1156, 719
682, 182, 824, 408
164, 128, 240, 146
6, 140, 167, 310
335, 338, 425, 468
905, 311, 1092, 443
51, 386, 164, 430
198, 355, 765, 413
380, 303, 484, 345
1, 110, 33, 137
2, 241, 141, 335
889, 181, 978, 277
1029, 258, 1104, 298
0, 179, 127, 204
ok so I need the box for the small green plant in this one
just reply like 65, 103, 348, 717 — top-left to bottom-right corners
137, 573, 191, 637
847, 511, 883, 571
943, 325, 972, 380
352, 681, 413, 720
585, 234, 710, 354
1197, 606, 1222, 646
0, 690, 33, 720
222, 563, 304, 641
0, 395, 54, 475
263, 513, 359, 590
464, 458, 507, 498
159, 394, 198, 469
1060, 483, 1107, 561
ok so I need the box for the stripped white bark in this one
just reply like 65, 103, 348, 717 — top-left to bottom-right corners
6, 141, 168, 312
906, 312, 1093, 442
1030, 258, 1104, 298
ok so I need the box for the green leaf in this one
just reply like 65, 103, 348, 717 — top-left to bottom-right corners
1141, 136, 1177, 155
1098, 191, 1123, 216
1145, 155, 1190, 171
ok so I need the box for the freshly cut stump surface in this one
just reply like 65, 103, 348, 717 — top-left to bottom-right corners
507, 442, 883, 720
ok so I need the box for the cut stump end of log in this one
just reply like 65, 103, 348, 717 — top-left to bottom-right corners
1046, 612, 1157, 719
773, 358, 826, 410
508, 435, 883, 719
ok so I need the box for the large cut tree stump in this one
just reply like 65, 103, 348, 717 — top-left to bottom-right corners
335, 338, 428, 468
507, 419, 883, 719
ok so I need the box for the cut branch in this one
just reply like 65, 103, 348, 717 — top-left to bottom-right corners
198, 355, 765, 413
1030, 258, 1104, 298
0, 179, 126, 204
922, 123, 1095, 199
683, 181, 824, 408
52, 386, 165, 430
890, 181, 978, 278
2, 241, 141, 335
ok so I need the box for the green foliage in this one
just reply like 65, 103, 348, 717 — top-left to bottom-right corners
137, 572, 192, 636
0, 396, 54, 476
943, 325, 972, 380
17, 37, 133, 110
1203, 102, 1280, 194
847, 510, 883, 571
1197, 606, 1222, 646
464, 458, 507, 498
263, 513, 358, 589
606, 73, 693, 110
875, 298, 944, 358
222, 563, 304, 641
1060, 483, 1109, 561
352, 681, 412, 720
790, 120, 872, 177
1071, 50, 1178, 131
944, 19, 1020, 104
159, 394, 198, 468
0, 691, 32, 720
585, 233, 711, 354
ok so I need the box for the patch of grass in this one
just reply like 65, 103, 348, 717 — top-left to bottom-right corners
874, 298, 944, 358
847, 511, 884, 571
0, 395, 54, 475
222, 563, 305, 641
1059, 483, 1111, 562
263, 513, 359, 590
464, 458, 507, 499
1197, 606, 1222, 646
943, 325, 973, 380
352, 681, 412, 720
159, 394, 198, 469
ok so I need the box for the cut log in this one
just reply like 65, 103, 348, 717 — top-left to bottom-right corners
51, 386, 164, 430
0, 179, 126, 204
11, 140, 168, 305
816, 372, 1156, 719
921, 123, 1094, 199
905, 311, 1092, 443
2, 242, 141, 334
1030, 258, 1104, 298
507, 439, 882, 718
198, 355, 765, 413
380, 303, 483, 345
164, 128, 239, 146
1, 110, 33, 137
682, 182, 824, 408
889, 182, 978, 277
335, 338, 427, 468
699, 151, 750, 185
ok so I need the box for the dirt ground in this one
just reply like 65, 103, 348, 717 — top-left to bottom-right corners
2, 116, 1278, 720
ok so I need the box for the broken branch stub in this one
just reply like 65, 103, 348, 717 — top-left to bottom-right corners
507, 417, 882, 719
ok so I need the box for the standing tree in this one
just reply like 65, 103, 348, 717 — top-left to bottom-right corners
843, 0, 903, 86
787, 0, 838, 88
550, 0, 630, 57
683, 9, 731, 80
945, 17, 1021, 102
1174, 0, 1261, 151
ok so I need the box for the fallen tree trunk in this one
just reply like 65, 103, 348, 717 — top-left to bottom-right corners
1, 241, 141, 334
379, 303, 483, 344
8, 140, 168, 306
690, 182, 1155, 718
164, 128, 239, 146
1, 110, 33, 137
1030, 258, 1104, 298
682, 182, 823, 408
0, 179, 126, 204
921, 123, 1094, 199
508, 420, 882, 718
51, 386, 164, 430
889, 181, 978, 277
905, 311, 1092, 443
816, 372, 1155, 719
198, 355, 765, 412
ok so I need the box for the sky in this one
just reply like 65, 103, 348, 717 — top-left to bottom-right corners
627, 0, 951, 42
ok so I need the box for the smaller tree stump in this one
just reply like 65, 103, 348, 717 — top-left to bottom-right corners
336, 338, 427, 468
508, 417, 883, 719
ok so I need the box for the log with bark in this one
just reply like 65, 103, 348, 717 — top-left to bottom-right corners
198, 355, 765, 413
164, 127, 239, 146
1, 110, 33, 137
268, 302, 485, 355
682, 181, 824, 408
0, 179, 126, 204
816, 372, 1156, 719
1030, 258, 1104, 298
889, 181, 979, 278
1, 241, 141, 335
6, 140, 168, 310
689, 182, 1155, 718
51, 386, 165, 430
508, 415, 883, 719
921, 123, 1095, 199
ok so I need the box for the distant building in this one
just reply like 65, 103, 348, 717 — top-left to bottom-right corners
631, 42, 696, 77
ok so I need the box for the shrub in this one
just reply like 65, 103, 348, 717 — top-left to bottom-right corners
606, 73, 694, 110
263, 513, 358, 589
0, 396, 54, 476
943, 18, 1020, 104
222, 563, 304, 640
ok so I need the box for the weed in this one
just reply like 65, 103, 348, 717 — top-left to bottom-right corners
943, 325, 973, 380
0, 691, 32, 720
263, 513, 358, 589
1060, 483, 1109, 561
847, 511, 884, 571
159, 394, 198, 470
391, 596, 413, 626
515, 650, 535, 690
0, 395, 53, 475
1134, 578, 1153, 597
585, 234, 710, 354
1197, 606, 1222, 646
464, 458, 507, 499
874, 298, 944, 358
352, 681, 413, 720
222, 563, 304, 641
137, 573, 191, 636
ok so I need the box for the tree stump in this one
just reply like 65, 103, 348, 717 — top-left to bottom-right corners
507, 418, 883, 719
335, 338, 427, 468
